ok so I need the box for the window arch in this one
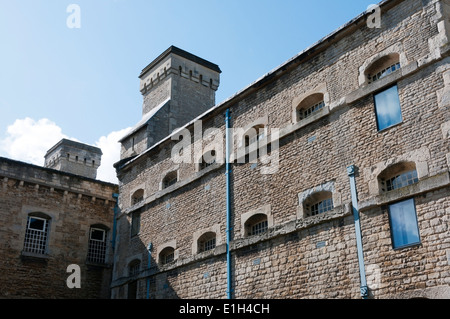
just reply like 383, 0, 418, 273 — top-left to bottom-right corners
244, 213, 268, 237
296, 93, 325, 122
199, 149, 216, 171
378, 161, 418, 192
128, 259, 141, 277
23, 212, 51, 255
244, 125, 266, 148
131, 189, 144, 205
303, 191, 334, 218
162, 171, 178, 189
87, 224, 108, 264
197, 232, 216, 253
365, 53, 401, 84
159, 246, 175, 265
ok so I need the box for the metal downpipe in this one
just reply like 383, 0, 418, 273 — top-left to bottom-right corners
347, 165, 369, 299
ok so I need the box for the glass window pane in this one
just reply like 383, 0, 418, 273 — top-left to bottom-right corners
374, 85, 402, 131
389, 199, 420, 249
29, 217, 45, 231
91, 228, 105, 241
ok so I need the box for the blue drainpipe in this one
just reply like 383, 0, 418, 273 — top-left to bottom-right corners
225, 108, 233, 299
347, 165, 369, 299
146, 242, 153, 299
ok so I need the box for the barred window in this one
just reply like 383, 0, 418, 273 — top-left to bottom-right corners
199, 150, 216, 171
128, 259, 141, 277
87, 227, 107, 264
368, 62, 401, 83
198, 232, 216, 253
309, 198, 334, 217
160, 247, 175, 265
23, 214, 50, 255
295, 93, 326, 123
385, 170, 418, 191
244, 125, 265, 148
365, 53, 401, 85
132, 189, 144, 205
304, 191, 334, 218
162, 171, 177, 189
245, 213, 268, 237
299, 100, 325, 120
379, 162, 419, 192
251, 220, 268, 236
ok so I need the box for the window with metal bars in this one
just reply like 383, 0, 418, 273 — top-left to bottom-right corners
199, 150, 216, 171
23, 215, 50, 255
128, 259, 141, 277
87, 227, 107, 264
303, 191, 334, 218
308, 198, 334, 217
198, 232, 217, 253
162, 171, 177, 189
160, 247, 175, 265
382, 170, 418, 192
299, 100, 325, 120
251, 220, 268, 236
368, 62, 401, 83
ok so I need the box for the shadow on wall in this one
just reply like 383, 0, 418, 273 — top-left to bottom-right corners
115, 214, 180, 299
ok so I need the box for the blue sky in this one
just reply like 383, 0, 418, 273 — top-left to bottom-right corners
0, 0, 378, 182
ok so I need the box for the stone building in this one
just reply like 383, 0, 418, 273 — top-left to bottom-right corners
112, 0, 450, 299
0, 139, 118, 298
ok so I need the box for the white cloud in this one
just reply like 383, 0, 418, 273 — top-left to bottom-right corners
0, 117, 131, 184
95, 127, 132, 184
0, 118, 72, 166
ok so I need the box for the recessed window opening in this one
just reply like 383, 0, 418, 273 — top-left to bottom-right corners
198, 232, 216, 253
128, 259, 141, 277
379, 162, 418, 192
87, 227, 107, 264
369, 62, 401, 83
162, 171, 177, 189
245, 213, 268, 237
200, 150, 216, 170
132, 189, 144, 205
160, 247, 175, 265
300, 100, 325, 120
365, 53, 401, 84
304, 191, 334, 218
296, 93, 325, 122
23, 214, 50, 255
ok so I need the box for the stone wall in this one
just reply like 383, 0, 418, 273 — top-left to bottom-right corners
0, 158, 118, 298
112, 0, 450, 299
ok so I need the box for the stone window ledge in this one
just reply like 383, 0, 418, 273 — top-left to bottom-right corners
359, 171, 450, 212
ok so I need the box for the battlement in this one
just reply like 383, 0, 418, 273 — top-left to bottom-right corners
44, 139, 102, 180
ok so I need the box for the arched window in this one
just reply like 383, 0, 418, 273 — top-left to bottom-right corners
23, 212, 51, 255
162, 171, 177, 189
128, 259, 141, 277
87, 225, 108, 264
159, 247, 175, 265
197, 232, 216, 253
365, 53, 401, 84
244, 213, 268, 237
132, 189, 144, 205
296, 93, 325, 122
303, 191, 334, 218
199, 150, 216, 171
244, 125, 265, 148
379, 162, 418, 192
